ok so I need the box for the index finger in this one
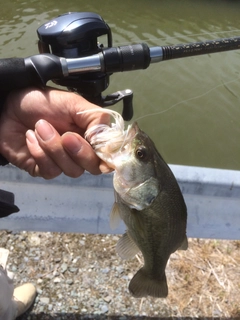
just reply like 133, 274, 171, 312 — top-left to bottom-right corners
71, 99, 111, 132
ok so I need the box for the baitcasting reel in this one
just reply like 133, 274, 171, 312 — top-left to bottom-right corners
37, 12, 134, 120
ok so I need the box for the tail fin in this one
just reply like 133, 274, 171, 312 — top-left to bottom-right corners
129, 267, 168, 298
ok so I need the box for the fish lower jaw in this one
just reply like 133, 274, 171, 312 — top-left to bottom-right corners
95, 152, 116, 170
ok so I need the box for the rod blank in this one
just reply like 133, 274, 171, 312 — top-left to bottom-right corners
160, 37, 240, 61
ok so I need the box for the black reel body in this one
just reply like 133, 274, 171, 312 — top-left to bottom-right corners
37, 12, 133, 120
37, 12, 112, 58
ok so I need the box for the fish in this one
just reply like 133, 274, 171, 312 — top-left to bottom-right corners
80, 109, 188, 298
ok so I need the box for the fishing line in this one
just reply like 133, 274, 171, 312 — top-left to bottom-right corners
134, 76, 240, 123
77, 76, 240, 125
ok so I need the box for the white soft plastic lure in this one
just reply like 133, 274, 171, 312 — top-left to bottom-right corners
77, 109, 131, 168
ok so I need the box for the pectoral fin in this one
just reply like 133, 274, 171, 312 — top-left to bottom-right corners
116, 232, 140, 260
110, 202, 122, 230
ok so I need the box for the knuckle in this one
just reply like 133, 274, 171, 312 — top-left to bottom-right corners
40, 166, 62, 180
63, 167, 84, 178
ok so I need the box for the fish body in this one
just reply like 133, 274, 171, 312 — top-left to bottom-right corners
84, 111, 188, 298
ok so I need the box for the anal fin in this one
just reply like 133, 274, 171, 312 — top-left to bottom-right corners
116, 232, 140, 260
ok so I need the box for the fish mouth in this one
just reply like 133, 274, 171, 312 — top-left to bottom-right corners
102, 123, 139, 169
84, 108, 141, 169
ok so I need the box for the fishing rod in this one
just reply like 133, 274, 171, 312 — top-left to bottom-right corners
1, 12, 240, 120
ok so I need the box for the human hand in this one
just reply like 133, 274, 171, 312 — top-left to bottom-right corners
0, 87, 111, 179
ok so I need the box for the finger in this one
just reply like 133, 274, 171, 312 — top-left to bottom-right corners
61, 132, 102, 175
99, 160, 114, 174
26, 130, 63, 179
34, 120, 85, 178
72, 102, 111, 131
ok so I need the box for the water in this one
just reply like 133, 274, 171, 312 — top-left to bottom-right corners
0, 0, 240, 170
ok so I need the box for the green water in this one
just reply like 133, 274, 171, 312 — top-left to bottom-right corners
1, 0, 240, 170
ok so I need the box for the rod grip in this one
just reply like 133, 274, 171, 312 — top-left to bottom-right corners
102, 43, 151, 73
0, 54, 64, 91
0, 58, 33, 90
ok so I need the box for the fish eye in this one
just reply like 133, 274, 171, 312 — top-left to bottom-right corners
135, 147, 147, 160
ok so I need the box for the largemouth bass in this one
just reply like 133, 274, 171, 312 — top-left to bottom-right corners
82, 109, 188, 298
